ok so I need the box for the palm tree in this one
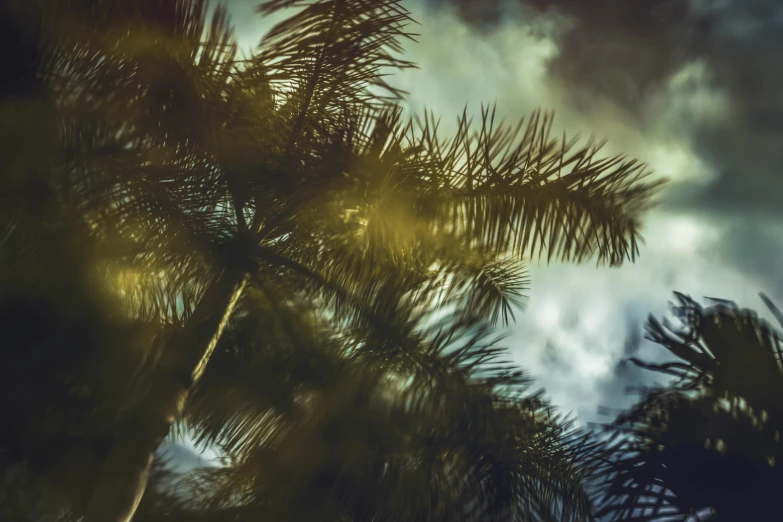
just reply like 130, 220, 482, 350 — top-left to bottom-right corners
133, 290, 603, 522
595, 293, 783, 521
3, 0, 663, 520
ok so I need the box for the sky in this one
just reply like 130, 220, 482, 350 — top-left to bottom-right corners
219, 0, 783, 427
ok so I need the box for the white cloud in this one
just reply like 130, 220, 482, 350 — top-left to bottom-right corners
645, 213, 723, 255
392, 1, 568, 123
224, 0, 776, 427
536, 299, 561, 328
508, 220, 779, 424
371, 1, 770, 425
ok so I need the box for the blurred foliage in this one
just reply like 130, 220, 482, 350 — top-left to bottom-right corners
142, 305, 604, 521
0, 0, 663, 520
595, 293, 783, 521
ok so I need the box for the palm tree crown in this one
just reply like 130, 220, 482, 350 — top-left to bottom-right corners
1, 1, 664, 520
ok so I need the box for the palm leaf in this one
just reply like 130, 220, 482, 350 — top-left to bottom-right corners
412, 105, 665, 266
597, 293, 783, 521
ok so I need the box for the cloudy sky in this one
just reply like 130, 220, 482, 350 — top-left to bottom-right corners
220, 0, 783, 428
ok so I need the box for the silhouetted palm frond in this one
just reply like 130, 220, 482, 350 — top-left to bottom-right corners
174, 311, 597, 522
443, 255, 530, 327
411, 105, 665, 267
596, 293, 783, 521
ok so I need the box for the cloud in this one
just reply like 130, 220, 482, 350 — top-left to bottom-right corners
232, 0, 781, 219
394, 1, 727, 195
508, 234, 782, 424
223, 0, 782, 425
392, 1, 567, 119
712, 218, 783, 299
388, 1, 782, 423
439, 0, 783, 219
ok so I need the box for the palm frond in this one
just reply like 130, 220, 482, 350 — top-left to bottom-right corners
597, 293, 783, 521
176, 293, 597, 521
443, 255, 530, 327
255, 0, 416, 125
1, 1, 664, 519
412, 105, 665, 266
760, 292, 783, 331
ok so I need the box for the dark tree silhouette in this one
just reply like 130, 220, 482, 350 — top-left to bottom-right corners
595, 293, 783, 521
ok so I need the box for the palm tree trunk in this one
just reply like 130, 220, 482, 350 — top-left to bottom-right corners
82, 266, 250, 522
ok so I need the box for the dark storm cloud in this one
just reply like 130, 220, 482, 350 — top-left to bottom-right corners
440, 0, 783, 218
713, 218, 783, 299
681, 1, 783, 218
431, 0, 504, 26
